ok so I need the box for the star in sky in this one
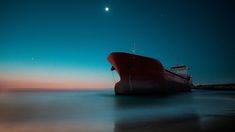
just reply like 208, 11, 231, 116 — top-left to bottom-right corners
105, 6, 109, 12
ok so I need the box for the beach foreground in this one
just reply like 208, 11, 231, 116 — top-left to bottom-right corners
0, 89, 235, 132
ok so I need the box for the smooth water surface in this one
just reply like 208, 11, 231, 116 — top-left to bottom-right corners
0, 89, 235, 132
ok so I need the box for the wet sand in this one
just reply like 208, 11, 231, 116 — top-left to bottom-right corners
0, 90, 235, 132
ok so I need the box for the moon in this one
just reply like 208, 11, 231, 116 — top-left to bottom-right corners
105, 6, 109, 12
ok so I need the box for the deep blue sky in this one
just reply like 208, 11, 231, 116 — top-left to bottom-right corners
0, 0, 235, 88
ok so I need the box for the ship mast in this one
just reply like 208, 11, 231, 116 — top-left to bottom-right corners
131, 41, 136, 53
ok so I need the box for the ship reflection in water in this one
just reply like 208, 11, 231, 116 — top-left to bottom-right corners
0, 90, 235, 132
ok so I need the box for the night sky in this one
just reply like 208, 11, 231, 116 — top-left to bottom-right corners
0, 0, 235, 89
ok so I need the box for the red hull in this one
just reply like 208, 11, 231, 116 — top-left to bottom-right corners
107, 52, 192, 95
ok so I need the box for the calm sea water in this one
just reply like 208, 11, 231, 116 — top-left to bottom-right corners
0, 89, 235, 132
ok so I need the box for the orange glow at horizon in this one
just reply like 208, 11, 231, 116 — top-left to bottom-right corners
0, 78, 113, 90
0, 63, 118, 90
0, 70, 114, 90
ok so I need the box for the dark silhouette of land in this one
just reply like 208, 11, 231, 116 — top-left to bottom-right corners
195, 83, 235, 90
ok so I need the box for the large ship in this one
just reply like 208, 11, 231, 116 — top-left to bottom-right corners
107, 52, 193, 95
